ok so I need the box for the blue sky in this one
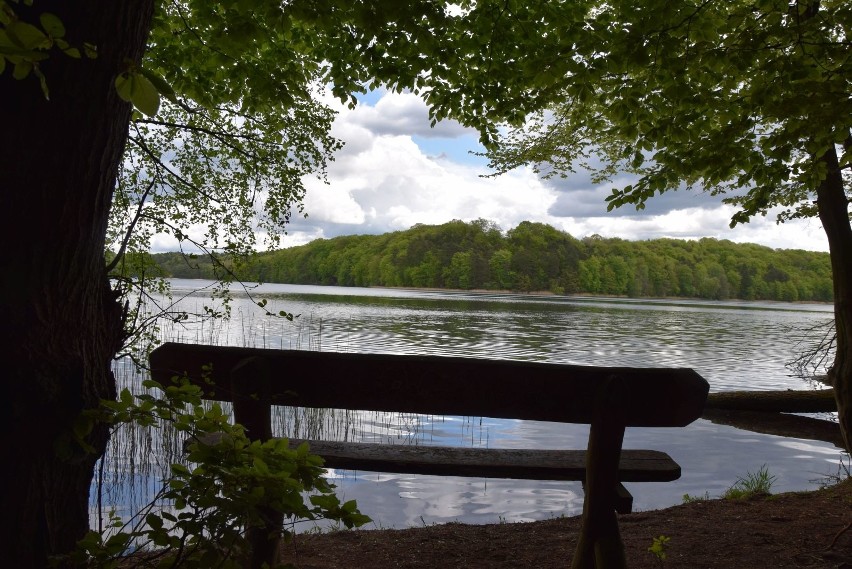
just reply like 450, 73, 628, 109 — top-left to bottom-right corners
151, 88, 830, 253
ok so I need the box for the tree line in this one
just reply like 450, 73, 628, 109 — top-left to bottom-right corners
152, 219, 832, 303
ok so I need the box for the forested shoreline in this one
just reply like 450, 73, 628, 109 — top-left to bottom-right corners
150, 219, 832, 302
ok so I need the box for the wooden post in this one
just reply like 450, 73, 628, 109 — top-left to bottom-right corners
229, 356, 280, 569
572, 376, 627, 569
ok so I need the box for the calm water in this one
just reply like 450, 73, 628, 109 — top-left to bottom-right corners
96, 280, 843, 531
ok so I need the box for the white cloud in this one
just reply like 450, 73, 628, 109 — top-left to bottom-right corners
276, 90, 830, 253
552, 205, 828, 251
347, 91, 472, 139
291, 123, 557, 241
147, 89, 829, 254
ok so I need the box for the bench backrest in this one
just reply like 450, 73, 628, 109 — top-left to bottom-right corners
149, 342, 709, 428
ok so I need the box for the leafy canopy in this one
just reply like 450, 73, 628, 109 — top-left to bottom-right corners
104, 0, 610, 350
482, 0, 852, 227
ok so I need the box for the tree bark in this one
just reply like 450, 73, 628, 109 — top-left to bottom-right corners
0, 2, 154, 567
816, 145, 852, 454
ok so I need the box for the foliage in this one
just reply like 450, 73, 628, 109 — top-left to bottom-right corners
721, 465, 777, 500
11, 3, 607, 564
684, 465, 780, 504
0, 1, 97, 97
484, 0, 851, 227
72, 373, 369, 568
107, 0, 350, 356
681, 491, 710, 504
472, 2, 852, 454
647, 534, 670, 564
103, 0, 605, 355
471, 1, 851, 454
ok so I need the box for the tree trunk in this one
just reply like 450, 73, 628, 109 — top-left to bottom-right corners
816, 145, 852, 454
0, 2, 154, 567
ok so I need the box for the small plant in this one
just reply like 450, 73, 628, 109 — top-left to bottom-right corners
72, 372, 370, 568
810, 452, 852, 489
648, 534, 670, 565
722, 465, 776, 500
681, 491, 710, 504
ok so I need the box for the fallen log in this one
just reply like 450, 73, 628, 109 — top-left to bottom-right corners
701, 389, 841, 448
704, 389, 836, 413
702, 408, 845, 449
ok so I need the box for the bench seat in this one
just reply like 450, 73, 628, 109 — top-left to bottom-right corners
286, 439, 680, 514
289, 439, 680, 483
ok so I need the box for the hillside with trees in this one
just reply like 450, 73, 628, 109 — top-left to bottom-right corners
153, 219, 832, 302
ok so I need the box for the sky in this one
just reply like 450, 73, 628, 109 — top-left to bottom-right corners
152, 88, 831, 253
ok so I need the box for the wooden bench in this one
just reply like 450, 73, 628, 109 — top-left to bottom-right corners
150, 342, 709, 569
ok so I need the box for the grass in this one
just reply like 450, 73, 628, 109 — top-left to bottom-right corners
682, 465, 777, 504
721, 464, 776, 500
681, 491, 710, 504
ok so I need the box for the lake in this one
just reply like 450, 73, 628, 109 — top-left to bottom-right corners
96, 279, 844, 532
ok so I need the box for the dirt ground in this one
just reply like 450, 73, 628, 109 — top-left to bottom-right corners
278, 478, 852, 568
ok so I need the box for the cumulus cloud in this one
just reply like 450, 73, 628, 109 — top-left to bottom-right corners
550, 205, 827, 251
346, 91, 473, 139
147, 89, 826, 254
294, 129, 555, 241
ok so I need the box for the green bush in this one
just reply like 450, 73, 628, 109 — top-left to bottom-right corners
74, 373, 369, 568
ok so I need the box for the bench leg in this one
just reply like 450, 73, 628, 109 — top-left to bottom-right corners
572, 377, 627, 569
230, 356, 281, 569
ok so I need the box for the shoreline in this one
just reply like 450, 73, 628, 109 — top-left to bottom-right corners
273, 479, 852, 568
371, 284, 834, 306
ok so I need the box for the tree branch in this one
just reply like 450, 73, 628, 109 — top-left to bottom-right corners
106, 177, 157, 274
127, 131, 223, 206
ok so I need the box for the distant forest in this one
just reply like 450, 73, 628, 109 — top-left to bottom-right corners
150, 219, 833, 302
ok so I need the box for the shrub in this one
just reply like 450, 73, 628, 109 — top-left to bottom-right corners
73, 373, 369, 568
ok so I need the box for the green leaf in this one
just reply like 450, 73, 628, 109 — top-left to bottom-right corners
170, 463, 191, 476
12, 59, 32, 80
83, 42, 97, 59
114, 72, 133, 102
140, 66, 178, 104
119, 388, 135, 405
6, 21, 48, 49
39, 12, 65, 38
145, 513, 164, 531
130, 73, 161, 116
0, 29, 14, 50
309, 494, 340, 510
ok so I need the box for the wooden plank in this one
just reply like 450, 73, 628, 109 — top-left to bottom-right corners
286, 439, 681, 482
614, 484, 633, 515
150, 343, 709, 427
